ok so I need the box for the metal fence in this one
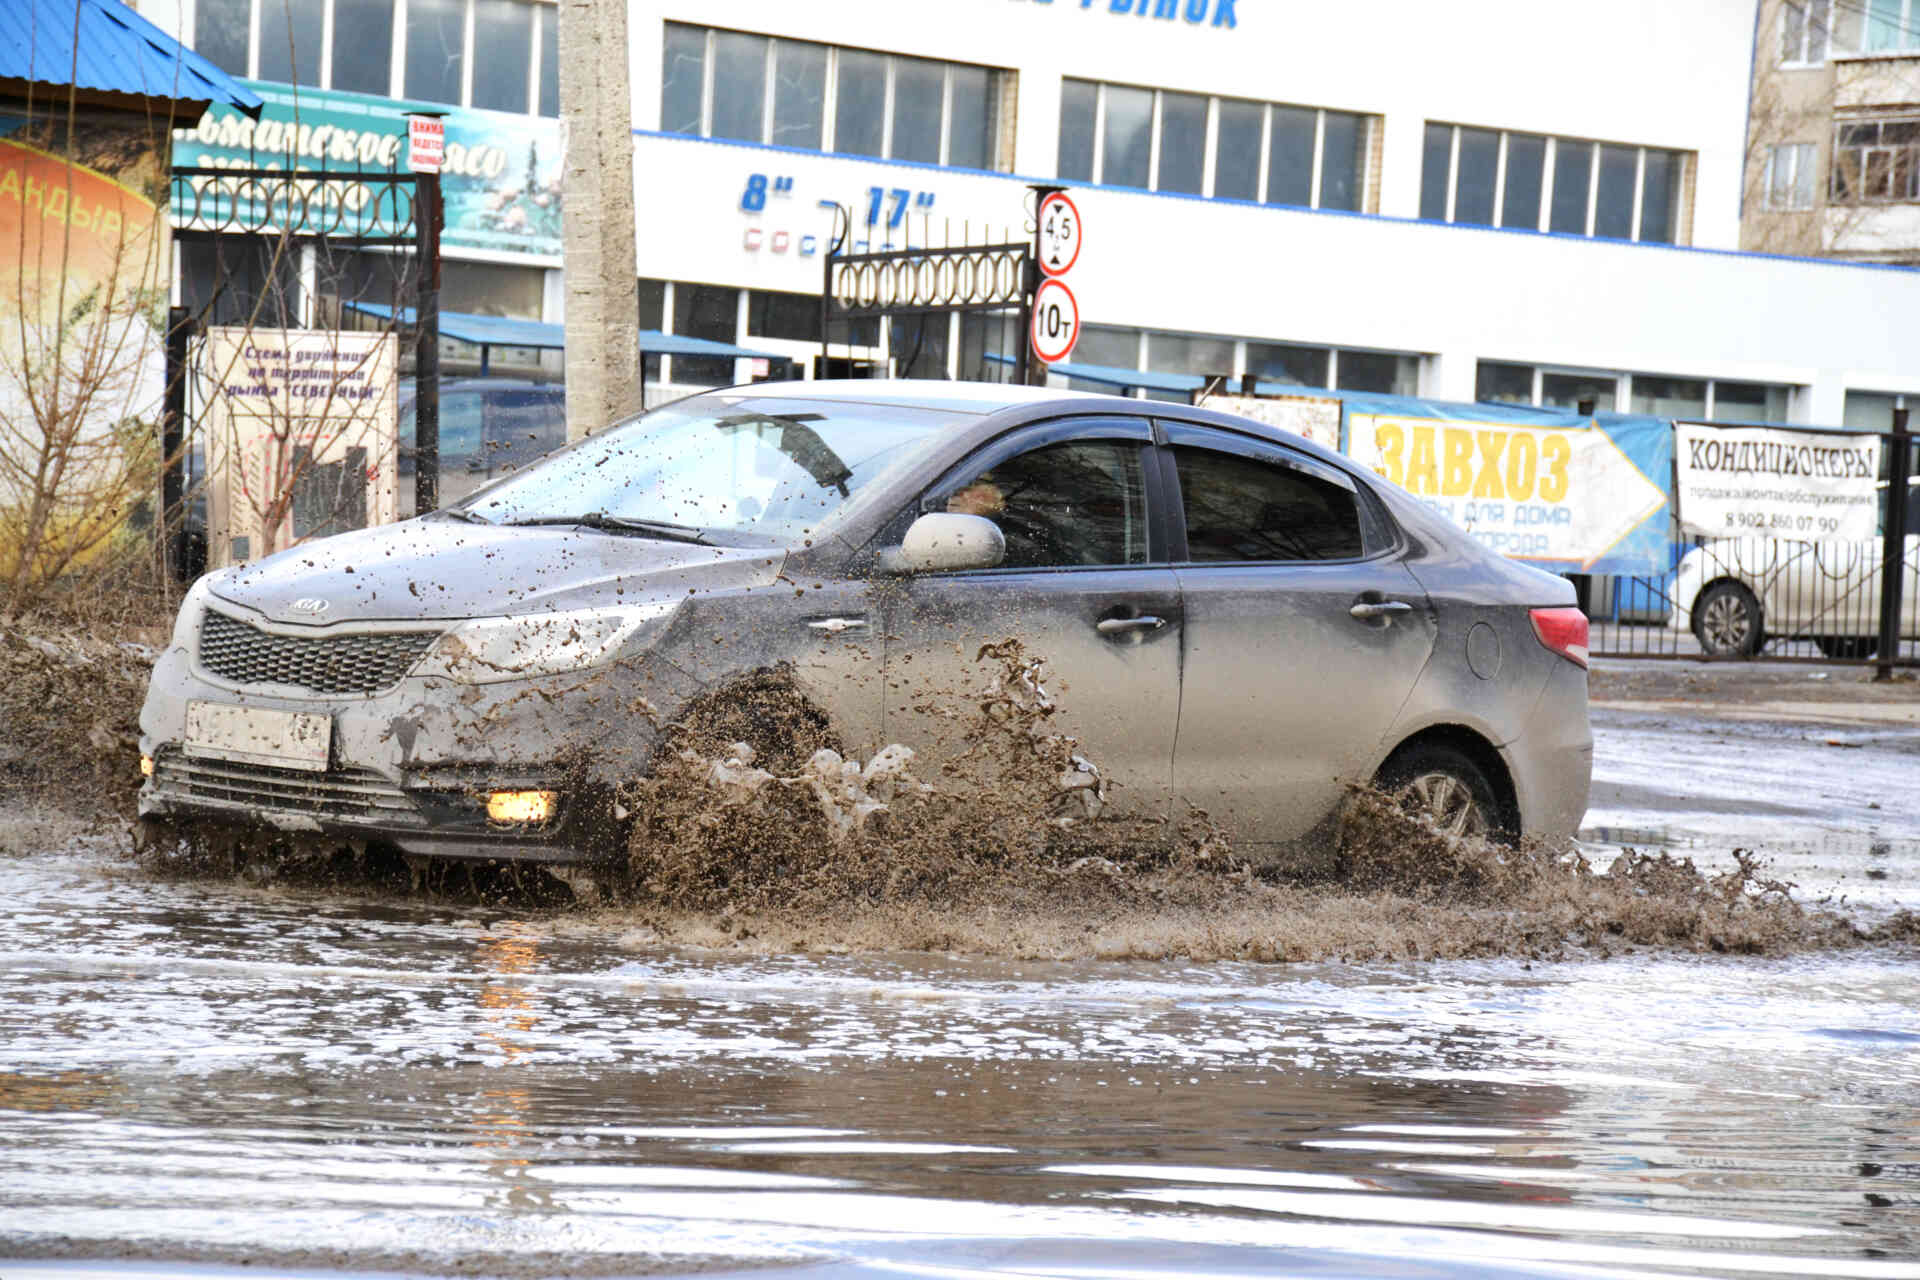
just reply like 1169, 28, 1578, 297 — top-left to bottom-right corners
1590, 430, 1917, 669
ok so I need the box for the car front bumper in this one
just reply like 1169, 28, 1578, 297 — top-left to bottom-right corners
136, 635, 696, 865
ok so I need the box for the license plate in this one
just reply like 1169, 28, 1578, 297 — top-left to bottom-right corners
183, 701, 332, 772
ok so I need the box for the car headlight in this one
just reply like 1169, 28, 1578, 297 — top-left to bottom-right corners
169, 575, 218, 651
411, 601, 678, 684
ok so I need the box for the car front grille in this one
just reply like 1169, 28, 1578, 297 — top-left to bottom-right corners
153, 751, 421, 824
198, 611, 440, 694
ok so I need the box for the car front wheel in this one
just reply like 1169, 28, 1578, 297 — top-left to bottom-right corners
1693, 581, 1762, 658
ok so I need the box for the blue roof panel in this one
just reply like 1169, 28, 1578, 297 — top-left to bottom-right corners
0, 0, 263, 117
345, 301, 785, 360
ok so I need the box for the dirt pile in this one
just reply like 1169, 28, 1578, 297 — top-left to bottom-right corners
0, 625, 153, 815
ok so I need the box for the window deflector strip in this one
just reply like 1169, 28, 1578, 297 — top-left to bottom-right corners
1157, 421, 1357, 492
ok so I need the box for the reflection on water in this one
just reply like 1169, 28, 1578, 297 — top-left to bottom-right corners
0, 844, 1917, 1279
473, 921, 544, 1213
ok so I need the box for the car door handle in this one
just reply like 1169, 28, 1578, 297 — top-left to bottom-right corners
807, 617, 868, 634
1350, 600, 1414, 620
1096, 615, 1167, 635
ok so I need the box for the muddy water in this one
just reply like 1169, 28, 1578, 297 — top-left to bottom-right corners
2, 819, 1917, 1280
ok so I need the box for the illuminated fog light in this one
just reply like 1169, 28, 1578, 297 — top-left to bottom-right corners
487, 790, 558, 824
139, 754, 154, 778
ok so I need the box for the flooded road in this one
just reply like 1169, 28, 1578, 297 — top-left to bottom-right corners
4, 667, 1918, 1280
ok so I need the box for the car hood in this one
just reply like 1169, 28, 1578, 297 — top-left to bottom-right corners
210, 518, 787, 624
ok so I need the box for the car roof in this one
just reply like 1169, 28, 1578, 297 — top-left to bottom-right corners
726, 378, 1132, 415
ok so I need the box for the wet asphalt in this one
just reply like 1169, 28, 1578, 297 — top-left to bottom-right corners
2, 658, 1917, 1280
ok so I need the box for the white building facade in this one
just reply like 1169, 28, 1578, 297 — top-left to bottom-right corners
624, 0, 1920, 428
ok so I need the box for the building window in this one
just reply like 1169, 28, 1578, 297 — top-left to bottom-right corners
890, 316, 951, 379
672, 283, 742, 386
1843, 390, 1904, 430
1424, 124, 1691, 244
1059, 79, 1378, 213
191, 0, 558, 115
663, 24, 1013, 171
1474, 362, 1534, 405
1336, 350, 1419, 396
637, 278, 667, 331
1781, 0, 1832, 64
194, 0, 251, 77
537, 5, 558, 117
333, 0, 395, 96
1477, 362, 1796, 421
1832, 118, 1920, 203
1712, 382, 1794, 423
1765, 143, 1819, 210
958, 312, 1021, 382
1247, 341, 1330, 388
1056, 326, 1418, 398
1629, 376, 1707, 419
472, 0, 536, 113
259, 0, 324, 88
1786, 0, 1920, 60
746, 289, 822, 344
405, 0, 467, 105
1148, 331, 1235, 377
1854, 0, 1920, 53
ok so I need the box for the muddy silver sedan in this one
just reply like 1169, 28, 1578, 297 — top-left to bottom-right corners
138, 381, 1592, 872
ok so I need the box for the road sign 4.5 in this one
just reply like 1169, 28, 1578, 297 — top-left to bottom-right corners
1038, 192, 1082, 277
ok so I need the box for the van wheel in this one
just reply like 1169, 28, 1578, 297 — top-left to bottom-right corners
1376, 744, 1502, 841
1693, 582, 1762, 658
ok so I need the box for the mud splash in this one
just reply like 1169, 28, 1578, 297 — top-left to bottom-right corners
622, 641, 1171, 919
602, 643, 1915, 962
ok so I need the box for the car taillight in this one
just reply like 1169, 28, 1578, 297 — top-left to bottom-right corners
1530, 606, 1590, 669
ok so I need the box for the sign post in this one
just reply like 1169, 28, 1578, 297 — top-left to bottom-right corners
1877, 400, 1911, 682
407, 112, 446, 516
1027, 186, 1081, 379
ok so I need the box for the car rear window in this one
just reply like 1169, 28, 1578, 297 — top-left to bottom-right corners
1174, 445, 1365, 562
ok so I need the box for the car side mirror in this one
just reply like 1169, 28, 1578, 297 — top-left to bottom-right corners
878, 512, 1006, 574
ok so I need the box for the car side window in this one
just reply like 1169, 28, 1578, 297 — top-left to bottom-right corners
1175, 444, 1364, 562
946, 440, 1150, 569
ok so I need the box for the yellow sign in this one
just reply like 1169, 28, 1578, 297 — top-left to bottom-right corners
1348, 414, 1666, 570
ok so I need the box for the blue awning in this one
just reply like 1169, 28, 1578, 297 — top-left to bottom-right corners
984, 353, 1207, 396
0, 0, 264, 119
345, 301, 785, 360
636, 329, 786, 360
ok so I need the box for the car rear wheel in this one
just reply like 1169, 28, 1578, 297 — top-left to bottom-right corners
1693, 581, 1762, 658
1377, 743, 1502, 841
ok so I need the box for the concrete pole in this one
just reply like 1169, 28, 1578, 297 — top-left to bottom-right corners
558, 0, 639, 442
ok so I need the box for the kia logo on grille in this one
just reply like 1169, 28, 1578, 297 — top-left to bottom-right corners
287, 597, 331, 618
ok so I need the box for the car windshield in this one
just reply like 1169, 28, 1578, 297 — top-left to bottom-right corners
457, 394, 966, 544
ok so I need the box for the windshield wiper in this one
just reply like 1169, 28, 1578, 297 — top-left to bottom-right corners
504, 512, 710, 544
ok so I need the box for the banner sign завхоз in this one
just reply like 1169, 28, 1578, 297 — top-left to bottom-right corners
1347, 412, 1671, 575
171, 81, 562, 259
1673, 423, 1881, 543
